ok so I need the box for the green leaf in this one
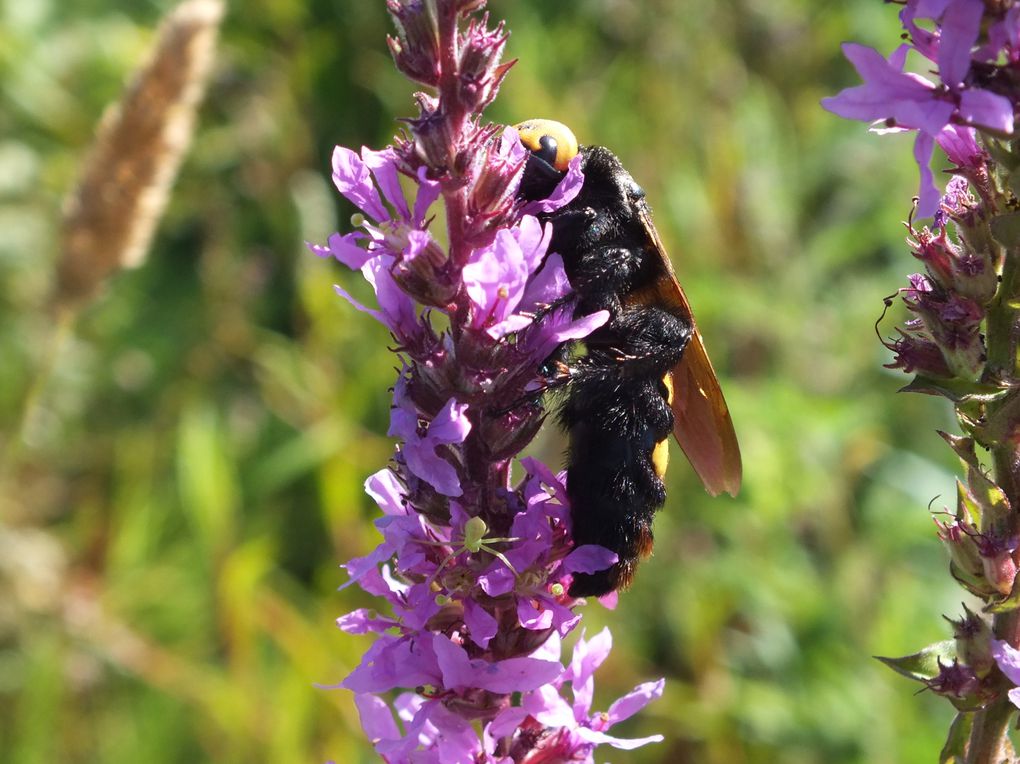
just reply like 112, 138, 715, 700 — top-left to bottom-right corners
876, 640, 958, 683
940, 712, 972, 764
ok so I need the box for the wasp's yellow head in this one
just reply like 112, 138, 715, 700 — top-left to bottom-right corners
515, 119, 579, 172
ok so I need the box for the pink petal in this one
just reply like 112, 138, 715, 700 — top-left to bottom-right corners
606, 678, 666, 725
362, 146, 410, 220
562, 544, 618, 575
913, 131, 940, 218
574, 728, 665, 750
485, 707, 530, 741
429, 399, 472, 444
570, 627, 613, 693
959, 89, 1015, 133
938, 0, 983, 87
354, 694, 401, 742
992, 638, 1020, 684
518, 597, 554, 631
332, 146, 387, 221
521, 152, 585, 215
413, 168, 441, 225
336, 608, 396, 634
464, 599, 499, 648
365, 469, 406, 515
328, 231, 374, 269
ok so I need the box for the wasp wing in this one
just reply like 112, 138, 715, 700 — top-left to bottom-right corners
633, 204, 742, 497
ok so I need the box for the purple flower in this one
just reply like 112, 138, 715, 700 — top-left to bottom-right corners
485, 629, 665, 760
470, 126, 529, 220
822, 44, 954, 135
936, 124, 983, 170
463, 215, 553, 338
520, 151, 585, 216
355, 692, 488, 764
389, 377, 471, 497
823, 0, 1014, 216
321, 146, 441, 266
309, 145, 449, 325
992, 640, 1020, 709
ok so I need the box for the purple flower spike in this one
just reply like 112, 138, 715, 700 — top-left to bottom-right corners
317, 2, 666, 761
829, 1, 1020, 755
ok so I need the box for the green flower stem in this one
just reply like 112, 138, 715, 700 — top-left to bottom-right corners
967, 694, 1015, 764
972, 229, 1020, 761
984, 242, 1020, 385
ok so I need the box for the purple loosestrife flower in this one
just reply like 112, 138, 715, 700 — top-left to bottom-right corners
485, 630, 664, 762
315, 2, 663, 761
822, 0, 1014, 216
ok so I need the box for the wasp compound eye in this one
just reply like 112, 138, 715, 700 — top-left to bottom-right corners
515, 118, 579, 172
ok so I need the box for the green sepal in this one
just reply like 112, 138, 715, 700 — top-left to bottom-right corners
900, 376, 1010, 404
876, 640, 958, 683
1007, 168, 1020, 202
938, 431, 1012, 533
990, 210, 1020, 249
949, 560, 998, 598
956, 478, 981, 526
940, 711, 973, 764
985, 139, 1018, 170
940, 430, 979, 465
985, 570, 1020, 613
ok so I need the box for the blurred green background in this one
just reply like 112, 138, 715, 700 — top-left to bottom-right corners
0, 0, 975, 762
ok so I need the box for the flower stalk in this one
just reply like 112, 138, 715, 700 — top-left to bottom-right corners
825, 1, 1020, 761
315, 2, 664, 760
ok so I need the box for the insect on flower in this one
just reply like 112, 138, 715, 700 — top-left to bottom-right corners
515, 119, 742, 597
427, 515, 522, 579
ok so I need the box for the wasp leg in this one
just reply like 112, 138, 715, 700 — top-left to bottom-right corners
567, 244, 646, 315
583, 305, 693, 380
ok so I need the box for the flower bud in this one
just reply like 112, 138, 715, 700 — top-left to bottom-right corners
912, 182, 999, 304
468, 125, 527, 225
390, 231, 459, 307
387, 0, 441, 86
457, 17, 513, 111
948, 606, 995, 678
937, 516, 991, 596
925, 659, 982, 705
883, 326, 952, 377
901, 274, 985, 379
408, 93, 457, 172
478, 406, 545, 461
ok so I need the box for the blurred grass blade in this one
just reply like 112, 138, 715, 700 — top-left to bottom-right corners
177, 401, 237, 561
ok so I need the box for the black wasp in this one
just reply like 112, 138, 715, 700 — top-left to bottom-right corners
515, 119, 741, 597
